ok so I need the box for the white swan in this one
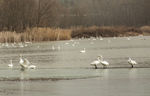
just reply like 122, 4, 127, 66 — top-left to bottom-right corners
100, 37, 103, 40
52, 45, 55, 50
90, 56, 101, 69
19, 55, 30, 70
8, 60, 13, 68
19, 54, 37, 70
99, 55, 109, 68
128, 57, 137, 68
57, 46, 61, 50
127, 37, 130, 40
80, 48, 86, 53
18, 43, 24, 48
28, 65, 36, 69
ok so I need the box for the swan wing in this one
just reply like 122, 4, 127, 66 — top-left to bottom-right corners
24, 58, 31, 65
131, 60, 137, 64
28, 65, 36, 69
91, 60, 100, 65
101, 61, 109, 66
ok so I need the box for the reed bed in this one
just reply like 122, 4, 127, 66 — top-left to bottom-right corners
0, 26, 150, 43
0, 27, 71, 43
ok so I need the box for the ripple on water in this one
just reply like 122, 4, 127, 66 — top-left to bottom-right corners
0, 69, 102, 81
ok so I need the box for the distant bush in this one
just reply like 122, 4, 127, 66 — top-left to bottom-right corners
71, 26, 142, 38
140, 26, 150, 33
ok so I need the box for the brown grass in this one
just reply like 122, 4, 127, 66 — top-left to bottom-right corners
71, 26, 143, 38
140, 26, 150, 35
0, 27, 71, 43
0, 26, 149, 43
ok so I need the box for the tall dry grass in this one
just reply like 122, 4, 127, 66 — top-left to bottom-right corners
0, 27, 71, 43
0, 26, 150, 43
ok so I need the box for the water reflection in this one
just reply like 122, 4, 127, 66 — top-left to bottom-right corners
100, 69, 109, 79
129, 68, 138, 78
20, 80, 24, 96
20, 70, 29, 80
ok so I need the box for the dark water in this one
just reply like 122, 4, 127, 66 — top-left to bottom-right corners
0, 36, 150, 96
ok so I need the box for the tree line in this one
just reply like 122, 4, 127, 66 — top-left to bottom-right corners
0, 0, 61, 32
0, 0, 150, 32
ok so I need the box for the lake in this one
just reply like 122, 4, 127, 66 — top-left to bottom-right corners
0, 36, 150, 96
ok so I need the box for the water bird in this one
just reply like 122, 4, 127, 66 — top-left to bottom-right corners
80, 48, 86, 53
57, 46, 61, 50
52, 45, 55, 50
128, 57, 137, 68
113, 37, 116, 39
100, 37, 103, 40
72, 43, 75, 47
28, 65, 36, 69
18, 43, 24, 48
92, 38, 96, 41
90, 56, 101, 69
65, 42, 69, 45
24, 44, 28, 47
5, 42, 9, 47
11, 43, 17, 48
127, 37, 130, 40
24, 41, 32, 44
19, 55, 30, 70
99, 55, 109, 68
8, 60, 13, 68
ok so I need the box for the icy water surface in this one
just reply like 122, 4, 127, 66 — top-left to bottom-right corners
0, 36, 150, 96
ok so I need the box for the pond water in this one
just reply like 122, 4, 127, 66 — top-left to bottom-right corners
0, 36, 150, 96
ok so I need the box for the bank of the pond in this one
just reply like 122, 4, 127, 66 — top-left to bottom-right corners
0, 26, 150, 43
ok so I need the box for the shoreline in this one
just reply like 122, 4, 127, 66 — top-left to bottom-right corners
0, 26, 150, 43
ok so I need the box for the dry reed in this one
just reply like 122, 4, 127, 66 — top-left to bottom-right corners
0, 27, 71, 43
0, 26, 149, 43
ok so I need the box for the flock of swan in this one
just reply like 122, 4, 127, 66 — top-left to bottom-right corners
6, 36, 144, 70
80, 46, 137, 69
90, 55, 137, 69
80, 36, 140, 69
0, 41, 32, 48
8, 54, 36, 70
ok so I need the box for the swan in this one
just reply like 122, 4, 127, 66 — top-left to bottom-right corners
90, 56, 101, 69
113, 37, 116, 39
127, 37, 130, 40
28, 65, 36, 69
52, 45, 55, 50
19, 55, 30, 70
57, 46, 61, 50
80, 48, 86, 53
8, 60, 13, 68
92, 38, 96, 41
100, 37, 103, 40
99, 55, 109, 68
18, 43, 24, 48
19, 54, 37, 70
65, 42, 69, 45
128, 57, 137, 68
